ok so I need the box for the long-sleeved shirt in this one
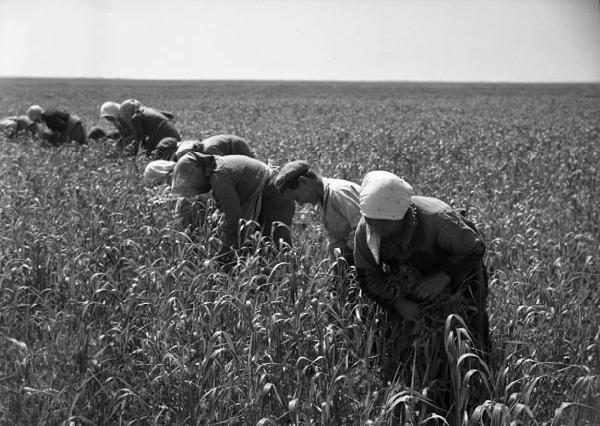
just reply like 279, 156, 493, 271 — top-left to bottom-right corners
209, 155, 273, 247
130, 108, 180, 152
172, 154, 294, 247
319, 178, 362, 253
354, 196, 485, 310
41, 108, 70, 132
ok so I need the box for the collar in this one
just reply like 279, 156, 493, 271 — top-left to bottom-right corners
320, 177, 331, 208
394, 202, 418, 251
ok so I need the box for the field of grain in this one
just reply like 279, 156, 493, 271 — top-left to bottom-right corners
0, 78, 599, 425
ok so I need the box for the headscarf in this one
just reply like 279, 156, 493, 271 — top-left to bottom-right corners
171, 152, 214, 198
27, 105, 44, 122
359, 171, 413, 263
119, 99, 143, 120
100, 102, 120, 119
360, 171, 413, 220
143, 160, 176, 186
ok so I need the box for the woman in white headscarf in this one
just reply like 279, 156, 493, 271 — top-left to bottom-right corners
353, 170, 491, 416
354, 170, 490, 348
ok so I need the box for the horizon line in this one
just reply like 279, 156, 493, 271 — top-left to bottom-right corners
1, 76, 599, 85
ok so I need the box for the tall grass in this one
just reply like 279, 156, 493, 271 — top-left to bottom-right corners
0, 79, 598, 424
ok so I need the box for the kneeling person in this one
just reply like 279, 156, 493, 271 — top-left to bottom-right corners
27, 105, 87, 145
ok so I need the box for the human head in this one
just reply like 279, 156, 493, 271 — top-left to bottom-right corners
87, 126, 107, 141
144, 160, 176, 186
119, 99, 143, 120
360, 171, 413, 237
274, 160, 321, 205
143, 160, 176, 186
171, 152, 217, 197
100, 101, 120, 123
154, 137, 179, 160
27, 105, 44, 122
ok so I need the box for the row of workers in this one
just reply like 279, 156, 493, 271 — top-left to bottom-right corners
1, 99, 180, 153
143, 146, 490, 358
0, 106, 88, 145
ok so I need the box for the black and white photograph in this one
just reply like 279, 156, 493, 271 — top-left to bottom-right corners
1, 0, 599, 424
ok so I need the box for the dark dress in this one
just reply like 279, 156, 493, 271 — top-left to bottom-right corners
130, 108, 180, 154
173, 154, 295, 248
41, 108, 87, 145
354, 196, 491, 417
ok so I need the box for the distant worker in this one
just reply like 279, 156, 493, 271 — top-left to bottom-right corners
275, 160, 362, 264
172, 153, 295, 257
100, 101, 134, 144
0, 114, 38, 139
87, 126, 121, 142
27, 105, 87, 145
119, 99, 180, 155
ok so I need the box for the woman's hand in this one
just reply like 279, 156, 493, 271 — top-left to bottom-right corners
414, 271, 450, 301
393, 298, 421, 321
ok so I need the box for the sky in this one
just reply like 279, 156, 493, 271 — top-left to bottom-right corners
0, 0, 599, 82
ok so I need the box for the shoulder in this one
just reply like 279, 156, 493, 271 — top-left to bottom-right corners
414, 198, 480, 239
325, 178, 361, 209
353, 217, 372, 256
202, 134, 229, 145
136, 108, 164, 122
174, 140, 202, 159
43, 108, 65, 117
228, 135, 247, 143
220, 154, 267, 170
412, 196, 452, 215
355, 216, 367, 238
325, 178, 361, 196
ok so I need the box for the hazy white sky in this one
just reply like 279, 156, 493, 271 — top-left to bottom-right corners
0, 0, 599, 82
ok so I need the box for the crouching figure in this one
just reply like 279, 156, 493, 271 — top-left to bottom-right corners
354, 170, 491, 418
172, 153, 295, 262
27, 105, 87, 146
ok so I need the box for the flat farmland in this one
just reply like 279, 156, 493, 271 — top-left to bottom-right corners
1, 78, 599, 424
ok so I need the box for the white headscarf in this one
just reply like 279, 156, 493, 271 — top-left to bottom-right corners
359, 171, 413, 263
143, 160, 176, 186
27, 105, 44, 122
119, 99, 143, 120
100, 102, 120, 119
360, 171, 413, 220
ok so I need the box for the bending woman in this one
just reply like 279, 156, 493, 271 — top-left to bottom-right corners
171, 153, 295, 251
